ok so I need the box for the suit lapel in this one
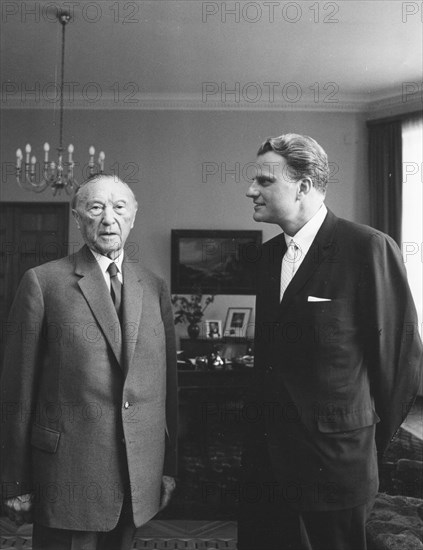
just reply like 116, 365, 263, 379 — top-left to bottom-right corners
121, 260, 143, 374
280, 209, 339, 306
75, 246, 123, 368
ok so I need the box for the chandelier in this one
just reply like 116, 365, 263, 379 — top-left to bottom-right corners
15, 11, 105, 195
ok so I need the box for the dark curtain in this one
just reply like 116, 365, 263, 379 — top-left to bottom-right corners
367, 120, 403, 246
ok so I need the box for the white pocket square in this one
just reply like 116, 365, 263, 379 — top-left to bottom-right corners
308, 296, 332, 302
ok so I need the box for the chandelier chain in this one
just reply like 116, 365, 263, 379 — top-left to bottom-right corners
59, 17, 66, 152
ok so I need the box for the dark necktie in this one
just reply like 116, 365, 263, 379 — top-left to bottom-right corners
107, 262, 122, 320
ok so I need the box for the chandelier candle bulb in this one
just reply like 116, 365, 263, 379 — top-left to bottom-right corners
99, 151, 105, 172
89, 146, 95, 168
25, 144, 31, 164
44, 143, 50, 163
68, 144, 74, 163
30, 156, 36, 174
16, 149, 23, 169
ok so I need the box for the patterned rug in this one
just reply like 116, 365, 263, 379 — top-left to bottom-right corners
0, 519, 237, 550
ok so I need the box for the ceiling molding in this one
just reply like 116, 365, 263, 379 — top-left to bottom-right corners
1, 91, 421, 114
365, 92, 423, 118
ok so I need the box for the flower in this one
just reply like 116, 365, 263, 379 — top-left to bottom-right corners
171, 294, 214, 325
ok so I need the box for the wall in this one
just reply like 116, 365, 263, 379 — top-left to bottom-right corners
0, 107, 368, 339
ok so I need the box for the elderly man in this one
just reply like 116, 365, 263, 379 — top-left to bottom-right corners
1, 175, 178, 550
239, 134, 422, 550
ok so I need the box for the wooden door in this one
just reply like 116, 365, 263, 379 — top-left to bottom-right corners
0, 203, 69, 365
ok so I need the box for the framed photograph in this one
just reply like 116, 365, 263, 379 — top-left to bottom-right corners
223, 307, 252, 338
204, 319, 222, 339
171, 230, 262, 294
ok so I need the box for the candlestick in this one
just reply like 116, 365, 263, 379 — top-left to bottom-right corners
25, 144, 31, 164
98, 151, 105, 172
30, 156, 36, 175
16, 149, 23, 169
89, 146, 95, 167
44, 143, 50, 163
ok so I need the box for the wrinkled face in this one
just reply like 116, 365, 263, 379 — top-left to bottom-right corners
72, 177, 137, 258
246, 152, 300, 227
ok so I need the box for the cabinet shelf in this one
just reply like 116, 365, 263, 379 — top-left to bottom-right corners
179, 337, 253, 363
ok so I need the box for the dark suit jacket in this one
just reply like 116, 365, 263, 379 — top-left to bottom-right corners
247, 209, 422, 511
0, 246, 178, 530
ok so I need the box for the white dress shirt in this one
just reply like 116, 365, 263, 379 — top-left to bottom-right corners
283, 203, 328, 278
90, 249, 124, 291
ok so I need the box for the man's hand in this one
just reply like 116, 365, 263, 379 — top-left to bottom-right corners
3, 493, 34, 526
159, 475, 176, 511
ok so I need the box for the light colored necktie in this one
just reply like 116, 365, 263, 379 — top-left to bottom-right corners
280, 239, 299, 300
107, 262, 122, 319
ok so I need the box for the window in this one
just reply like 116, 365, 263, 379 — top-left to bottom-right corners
402, 116, 423, 332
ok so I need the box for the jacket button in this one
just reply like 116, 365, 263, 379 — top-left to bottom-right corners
121, 438, 125, 444
123, 401, 130, 409
266, 365, 273, 373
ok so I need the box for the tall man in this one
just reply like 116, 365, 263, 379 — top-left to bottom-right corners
239, 134, 422, 550
1, 175, 178, 550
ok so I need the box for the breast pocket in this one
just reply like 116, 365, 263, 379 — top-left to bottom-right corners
308, 298, 350, 324
284, 298, 361, 390
305, 298, 358, 349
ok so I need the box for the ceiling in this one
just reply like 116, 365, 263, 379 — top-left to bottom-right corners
1, 0, 422, 110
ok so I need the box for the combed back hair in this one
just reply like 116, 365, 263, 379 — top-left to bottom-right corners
257, 133, 329, 193
71, 174, 138, 210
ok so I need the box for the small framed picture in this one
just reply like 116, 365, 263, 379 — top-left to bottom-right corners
205, 319, 222, 339
223, 307, 252, 338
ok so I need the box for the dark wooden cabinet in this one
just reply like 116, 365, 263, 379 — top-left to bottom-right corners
161, 339, 255, 519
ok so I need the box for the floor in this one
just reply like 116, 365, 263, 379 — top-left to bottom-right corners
1, 398, 421, 549
0, 519, 237, 549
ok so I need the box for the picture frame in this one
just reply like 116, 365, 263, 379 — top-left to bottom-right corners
204, 319, 222, 340
223, 307, 252, 338
171, 229, 262, 294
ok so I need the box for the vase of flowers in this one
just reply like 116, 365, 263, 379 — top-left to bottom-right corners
171, 293, 214, 339
187, 322, 201, 339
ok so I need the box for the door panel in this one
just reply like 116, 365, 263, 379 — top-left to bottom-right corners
0, 203, 69, 365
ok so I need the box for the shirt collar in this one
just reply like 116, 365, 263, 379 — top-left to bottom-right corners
284, 203, 328, 250
90, 249, 124, 274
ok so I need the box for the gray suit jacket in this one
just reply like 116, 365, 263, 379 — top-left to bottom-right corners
1, 245, 178, 530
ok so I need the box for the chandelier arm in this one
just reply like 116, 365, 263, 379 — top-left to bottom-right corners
30, 183, 50, 193
16, 172, 49, 193
26, 172, 49, 191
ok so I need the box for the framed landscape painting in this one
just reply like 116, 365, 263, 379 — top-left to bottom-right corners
171, 229, 262, 295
